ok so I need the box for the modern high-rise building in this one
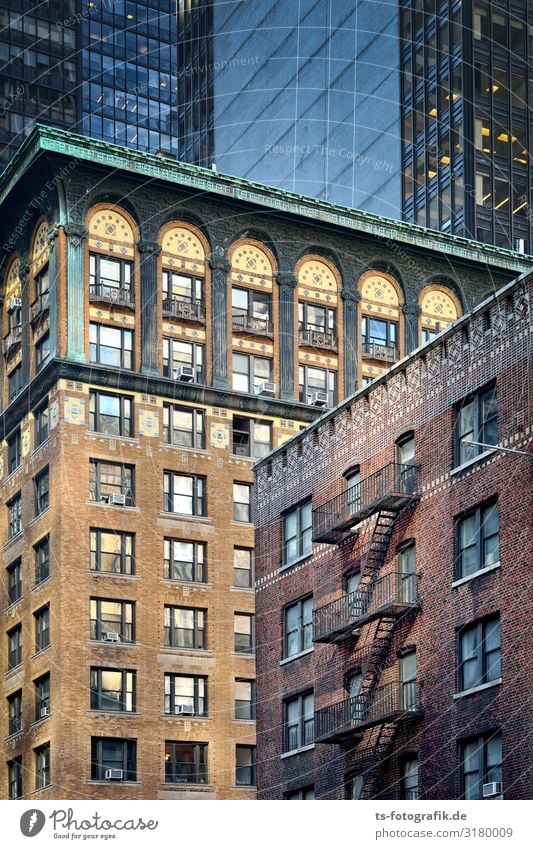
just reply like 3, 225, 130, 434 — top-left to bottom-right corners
0, 0, 178, 170
0, 125, 527, 800
253, 271, 532, 800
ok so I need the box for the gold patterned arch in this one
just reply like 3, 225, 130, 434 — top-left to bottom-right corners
298, 258, 338, 294
5, 256, 21, 300
87, 207, 135, 259
32, 220, 50, 274
420, 286, 460, 331
161, 225, 206, 275
230, 243, 273, 289
360, 272, 401, 308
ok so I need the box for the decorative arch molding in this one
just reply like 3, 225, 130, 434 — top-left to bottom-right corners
419, 283, 462, 338
296, 254, 341, 297
86, 204, 137, 259
231, 228, 279, 265
31, 219, 50, 276
229, 239, 276, 289
359, 261, 406, 300
358, 269, 404, 307
4, 255, 22, 301
159, 222, 207, 268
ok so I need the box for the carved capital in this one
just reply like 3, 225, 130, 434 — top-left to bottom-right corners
340, 288, 361, 305
276, 271, 298, 288
136, 240, 162, 256
208, 247, 231, 272
402, 301, 422, 317
64, 223, 88, 247
19, 259, 31, 285
47, 226, 59, 253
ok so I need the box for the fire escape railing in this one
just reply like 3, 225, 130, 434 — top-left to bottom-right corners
315, 681, 422, 743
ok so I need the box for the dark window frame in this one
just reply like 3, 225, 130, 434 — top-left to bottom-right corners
458, 615, 501, 692
7, 428, 21, 475
90, 667, 136, 713
7, 492, 22, 539
90, 528, 135, 575
455, 500, 499, 579
90, 597, 135, 643
7, 558, 22, 605
232, 416, 272, 458
460, 732, 502, 800
34, 400, 50, 447
35, 332, 50, 372
164, 538, 206, 583
89, 459, 135, 507
235, 678, 256, 721
7, 689, 22, 735
89, 390, 133, 438
164, 673, 207, 717
89, 322, 133, 370
90, 736, 137, 782
284, 691, 315, 752
164, 741, 208, 785
163, 471, 206, 516
282, 500, 312, 566
233, 482, 252, 523
7, 624, 22, 669
35, 742, 51, 789
455, 385, 498, 466
34, 604, 50, 653
162, 403, 205, 448
7, 757, 23, 799
35, 672, 51, 721
34, 536, 50, 586
236, 744, 256, 786
233, 547, 254, 589
284, 595, 313, 658
234, 612, 255, 654
34, 467, 50, 516
164, 605, 206, 650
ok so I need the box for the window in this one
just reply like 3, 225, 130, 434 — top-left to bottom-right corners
285, 786, 315, 800
7, 690, 22, 735
234, 613, 255, 654
398, 541, 417, 603
7, 429, 21, 475
460, 733, 502, 799
285, 692, 314, 751
34, 401, 49, 447
89, 391, 133, 437
7, 559, 22, 605
163, 404, 204, 448
455, 386, 497, 466
164, 674, 207, 716
35, 333, 50, 372
162, 338, 204, 382
345, 467, 360, 515
232, 352, 273, 394
362, 316, 398, 357
163, 472, 206, 515
34, 537, 50, 585
164, 539, 206, 583
89, 254, 132, 301
284, 596, 313, 658
35, 673, 50, 720
235, 679, 256, 720
298, 365, 336, 406
8, 493, 22, 539
283, 501, 312, 566
399, 651, 417, 710
7, 757, 23, 799
298, 301, 335, 333
162, 270, 203, 305
234, 548, 254, 588
89, 460, 134, 506
232, 287, 271, 334
396, 432, 416, 492
7, 625, 22, 669
90, 323, 133, 370
8, 364, 23, 403
458, 616, 501, 693
90, 529, 134, 575
34, 468, 49, 516
34, 605, 50, 652
90, 668, 135, 712
401, 758, 419, 799
233, 482, 252, 523
164, 606, 206, 649
91, 737, 136, 781
35, 742, 51, 789
90, 598, 135, 643
347, 775, 365, 799
164, 742, 207, 785
456, 502, 499, 579
232, 417, 272, 458
236, 745, 256, 786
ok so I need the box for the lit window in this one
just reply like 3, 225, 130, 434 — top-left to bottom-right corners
90, 668, 135, 712
234, 613, 254, 654
165, 674, 207, 716
164, 742, 207, 785
164, 606, 206, 649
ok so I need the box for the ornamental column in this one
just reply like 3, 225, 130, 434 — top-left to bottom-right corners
46, 226, 59, 359
402, 301, 422, 355
277, 271, 297, 400
208, 247, 231, 389
341, 288, 361, 396
20, 259, 31, 386
64, 223, 88, 362
137, 240, 161, 377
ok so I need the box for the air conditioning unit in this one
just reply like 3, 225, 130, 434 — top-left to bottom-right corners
175, 704, 194, 716
105, 768, 124, 781
177, 365, 195, 382
40, 706, 50, 718
108, 493, 126, 506
311, 391, 328, 407
482, 782, 503, 798
9, 297, 22, 311
257, 381, 276, 396
104, 631, 120, 642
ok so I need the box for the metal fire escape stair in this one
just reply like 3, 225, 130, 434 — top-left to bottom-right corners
359, 509, 398, 584
347, 722, 399, 799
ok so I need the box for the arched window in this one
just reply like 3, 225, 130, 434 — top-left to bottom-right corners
359, 271, 403, 386
297, 257, 340, 405
87, 207, 135, 308
4, 257, 22, 337
419, 285, 461, 343
30, 221, 50, 323
160, 225, 206, 324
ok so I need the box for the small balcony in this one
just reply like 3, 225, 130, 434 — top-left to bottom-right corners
30, 292, 50, 324
314, 681, 423, 744
3, 326, 22, 356
89, 283, 134, 308
163, 296, 205, 324
312, 462, 419, 544
232, 313, 273, 338
362, 341, 398, 363
313, 571, 420, 644
299, 327, 338, 352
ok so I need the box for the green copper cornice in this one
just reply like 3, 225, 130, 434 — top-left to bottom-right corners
1, 124, 532, 274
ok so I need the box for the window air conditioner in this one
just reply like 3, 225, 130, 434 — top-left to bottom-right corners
105, 768, 124, 781
482, 782, 503, 798
177, 365, 195, 382
108, 493, 126, 506
40, 706, 50, 718
311, 391, 328, 407
257, 381, 276, 396
104, 632, 120, 642
175, 704, 194, 716
9, 297, 22, 311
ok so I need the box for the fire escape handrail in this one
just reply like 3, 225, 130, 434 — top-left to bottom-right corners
315, 680, 422, 741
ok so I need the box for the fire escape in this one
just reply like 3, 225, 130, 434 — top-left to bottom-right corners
311, 462, 422, 797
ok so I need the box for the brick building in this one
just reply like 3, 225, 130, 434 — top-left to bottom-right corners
253, 272, 532, 800
0, 125, 529, 800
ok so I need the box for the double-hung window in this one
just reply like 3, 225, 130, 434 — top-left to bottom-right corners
232, 287, 272, 334
232, 353, 273, 394
235, 679, 256, 720
232, 417, 272, 458
361, 316, 398, 359
284, 596, 313, 658
90, 668, 135, 712
7, 690, 22, 735
282, 501, 312, 566
8, 758, 23, 798
8, 625, 22, 669
164, 606, 206, 649
236, 745, 256, 786
35, 333, 50, 372
163, 404, 205, 448
89, 391, 133, 437
89, 254, 132, 302
458, 616, 501, 692
35, 673, 51, 720
164, 539, 206, 582
34, 537, 50, 585
460, 733, 502, 799
298, 365, 336, 406
162, 270, 203, 313
89, 460, 135, 506
164, 673, 207, 716
7, 429, 21, 474
234, 613, 255, 654
35, 742, 51, 789
34, 605, 50, 652
8, 364, 23, 403
34, 468, 49, 516
401, 758, 420, 800
8, 493, 22, 539
456, 501, 499, 580
455, 386, 498, 466
90, 598, 135, 643
7, 559, 22, 605
90, 529, 134, 575
35, 401, 49, 447
233, 482, 252, 523
91, 737, 136, 781
89, 323, 133, 370
285, 692, 314, 751
298, 302, 335, 334
163, 338, 204, 383
233, 547, 254, 588
163, 472, 206, 515
164, 742, 207, 785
